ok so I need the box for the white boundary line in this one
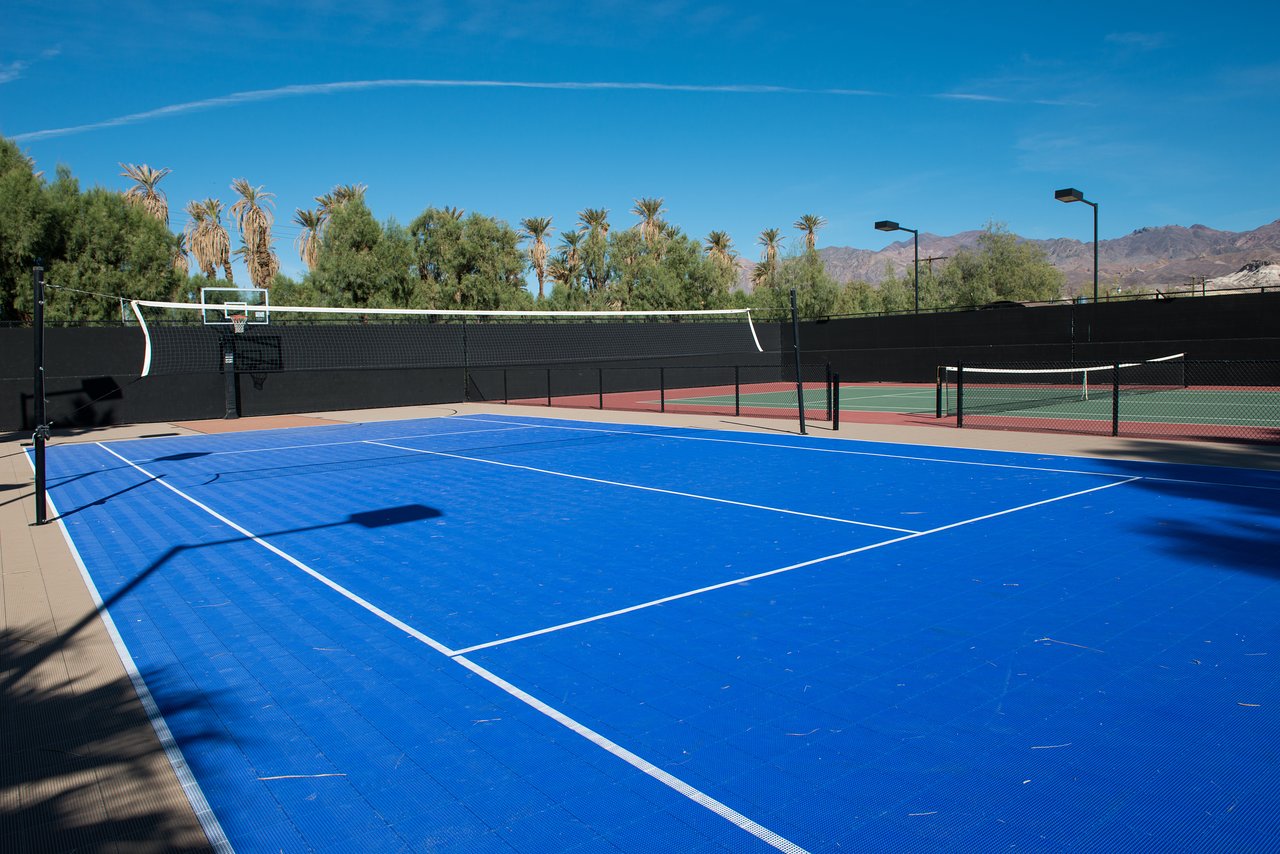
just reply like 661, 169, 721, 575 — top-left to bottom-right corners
450, 414, 1280, 489
453, 475, 1143, 655
91, 443, 809, 854
24, 452, 233, 854
128, 425, 540, 461
364, 439, 920, 533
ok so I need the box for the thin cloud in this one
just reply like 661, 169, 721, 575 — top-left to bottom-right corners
12, 78, 885, 142
0, 61, 29, 85
934, 92, 1012, 103
934, 92, 1093, 107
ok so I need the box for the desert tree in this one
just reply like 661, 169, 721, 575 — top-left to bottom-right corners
520, 216, 554, 299
631, 197, 666, 245
119, 163, 171, 225
793, 214, 827, 252
293, 208, 324, 270
230, 179, 278, 287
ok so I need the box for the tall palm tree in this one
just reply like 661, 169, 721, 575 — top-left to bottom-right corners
631, 197, 666, 245
441, 206, 465, 221
120, 163, 172, 225
200, 198, 233, 282
230, 179, 278, 288
183, 201, 215, 278
757, 228, 784, 263
293, 208, 324, 271
559, 230, 583, 267
519, 217, 554, 300
579, 207, 610, 236
172, 233, 190, 275
332, 183, 367, 205
794, 214, 827, 252
705, 231, 736, 267
547, 253, 580, 291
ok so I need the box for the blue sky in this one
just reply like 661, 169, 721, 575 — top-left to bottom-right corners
3, 1, 1278, 282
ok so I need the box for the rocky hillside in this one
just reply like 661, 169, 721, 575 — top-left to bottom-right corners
739, 218, 1280, 296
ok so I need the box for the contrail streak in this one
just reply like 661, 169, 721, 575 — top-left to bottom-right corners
12, 78, 883, 142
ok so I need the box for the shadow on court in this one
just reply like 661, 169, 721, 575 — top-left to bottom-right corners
0, 625, 221, 852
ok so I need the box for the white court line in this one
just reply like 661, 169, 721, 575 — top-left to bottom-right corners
126, 425, 539, 461
93, 443, 809, 854
365, 440, 921, 533
451, 414, 1140, 479
26, 453, 233, 854
453, 475, 1143, 655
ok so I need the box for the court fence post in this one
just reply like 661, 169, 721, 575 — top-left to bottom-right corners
32, 262, 48, 525
660, 367, 666, 413
598, 367, 604, 410
832, 372, 840, 431
956, 363, 965, 428
935, 366, 943, 418
825, 362, 833, 421
546, 367, 552, 407
503, 368, 508, 404
790, 289, 807, 435
1112, 363, 1121, 436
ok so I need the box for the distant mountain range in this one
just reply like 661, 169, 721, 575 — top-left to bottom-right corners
738, 218, 1280, 295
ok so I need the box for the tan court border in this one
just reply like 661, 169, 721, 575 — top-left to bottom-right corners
3, 402, 1278, 850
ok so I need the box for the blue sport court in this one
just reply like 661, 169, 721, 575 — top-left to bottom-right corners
38, 413, 1280, 852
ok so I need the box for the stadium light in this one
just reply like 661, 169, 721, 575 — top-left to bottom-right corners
1055, 188, 1099, 303
875, 220, 920, 313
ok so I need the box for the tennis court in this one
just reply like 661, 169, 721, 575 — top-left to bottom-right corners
35, 412, 1280, 852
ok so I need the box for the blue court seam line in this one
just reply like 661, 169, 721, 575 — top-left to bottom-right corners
92, 442, 809, 854
24, 453, 233, 854
452, 475, 1145, 656
363, 440, 922, 534
454, 415, 1280, 488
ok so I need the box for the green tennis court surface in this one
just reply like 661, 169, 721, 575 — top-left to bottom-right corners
668, 384, 936, 413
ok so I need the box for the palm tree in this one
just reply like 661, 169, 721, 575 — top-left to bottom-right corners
559, 230, 583, 267
441, 206, 465, 221
119, 163, 172, 225
332, 183, 367, 205
705, 231, 736, 268
631, 197, 666, 245
519, 217, 554, 300
547, 253, 580, 291
794, 214, 827, 252
757, 228, 784, 263
230, 179, 278, 287
579, 208, 610, 236
294, 208, 324, 270
183, 201, 215, 278
200, 198, 233, 282
172, 233, 190, 275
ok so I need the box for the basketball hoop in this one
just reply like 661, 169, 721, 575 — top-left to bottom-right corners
230, 314, 248, 334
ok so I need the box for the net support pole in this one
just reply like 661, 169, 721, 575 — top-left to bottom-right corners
32, 262, 48, 526
1112, 363, 1120, 437
546, 368, 552, 407
790, 289, 807, 435
660, 367, 666, 413
832, 373, 841, 431
825, 362, 833, 420
956, 363, 965, 428
598, 368, 604, 410
734, 366, 740, 417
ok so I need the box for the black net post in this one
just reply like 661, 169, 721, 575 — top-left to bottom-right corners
936, 367, 943, 418
790, 289, 807, 435
734, 366, 740, 416
956, 363, 965, 428
1112, 363, 1120, 437
825, 362, 833, 420
32, 262, 48, 526
832, 372, 841, 431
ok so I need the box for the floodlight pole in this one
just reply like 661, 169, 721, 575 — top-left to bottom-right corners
875, 220, 920, 313
1054, 188, 1099, 303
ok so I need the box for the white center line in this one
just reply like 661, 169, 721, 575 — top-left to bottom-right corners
453, 475, 1144, 655
364, 439, 921, 533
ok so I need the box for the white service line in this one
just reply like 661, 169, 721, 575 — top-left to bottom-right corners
451, 414, 1140, 479
93, 442, 809, 854
453, 475, 1144, 655
364, 440, 920, 533
130, 425, 539, 461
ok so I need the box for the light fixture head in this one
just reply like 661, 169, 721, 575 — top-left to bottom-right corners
1055, 188, 1085, 203
874, 220, 900, 232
